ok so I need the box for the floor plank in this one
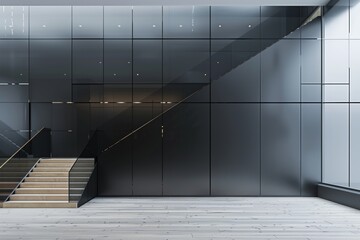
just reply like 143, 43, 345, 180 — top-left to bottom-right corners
0, 197, 360, 239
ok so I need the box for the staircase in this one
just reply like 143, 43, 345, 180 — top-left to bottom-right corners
2, 158, 94, 208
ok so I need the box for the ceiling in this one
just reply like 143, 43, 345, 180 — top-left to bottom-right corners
0, 0, 331, 6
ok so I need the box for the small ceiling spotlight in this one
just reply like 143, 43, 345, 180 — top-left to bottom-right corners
179, 24, 183, 28
117, 25, 121, 28
78, 24, 82, 28
152, 24, 156, 28
218, 24, 222, 28
248, 24, 252, 28
42, 24, 46, 28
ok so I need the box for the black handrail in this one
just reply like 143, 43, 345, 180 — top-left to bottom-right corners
0, 127, 51, 203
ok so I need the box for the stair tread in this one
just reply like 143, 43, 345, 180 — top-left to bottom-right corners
12, 194, 81, 196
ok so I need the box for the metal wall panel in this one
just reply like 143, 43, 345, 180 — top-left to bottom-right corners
261, 104, 301, 196
261, 39, 300, 102
163, 103, 210, 196
211, 104, 260, 195
323, 104, 349, 187
133, 117, 162, 195
350, 104, 360, 189
301, 104, 321, 196
30, 40, 71, 102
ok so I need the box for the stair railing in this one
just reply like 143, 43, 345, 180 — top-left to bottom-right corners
68, 130, 99, 206
0, 127, 51, 203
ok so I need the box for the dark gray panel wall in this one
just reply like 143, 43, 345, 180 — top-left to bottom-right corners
0, 5, 322, 197
163, 104, 210, 195
133, 110, 162, 196
211, 104, 260, 195
301, 104, 321, 196
261, 104, 301, 196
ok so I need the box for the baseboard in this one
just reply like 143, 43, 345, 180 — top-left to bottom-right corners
318, 183, 360, 210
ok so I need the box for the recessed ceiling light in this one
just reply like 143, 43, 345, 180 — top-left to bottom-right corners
218, 24, 222, 28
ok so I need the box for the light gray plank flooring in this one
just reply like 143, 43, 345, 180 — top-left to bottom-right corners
0, 197, 360, 240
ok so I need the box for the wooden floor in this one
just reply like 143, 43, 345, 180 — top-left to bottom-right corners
0, 197, 360, 239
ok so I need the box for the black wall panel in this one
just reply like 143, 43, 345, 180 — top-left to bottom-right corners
163, 104, 210, 195
98, 138, 133, 196
30, 40, 71, 102
211, 104, 260, 195
1, 5, 322, 197
0, 40, 28, 83
133, 117, 163, 196
261, 104, 301, 196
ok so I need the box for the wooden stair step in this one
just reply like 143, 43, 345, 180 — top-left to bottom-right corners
20, 182, 87, 188
15, 188, 83, 194
39, 159, 76, 164
3, 201, 77, 208
24, 177, 88, 182
36, 163, 75, 167
32, 167, 71, 172
29, 172, 92, 177
10, 194, 81, 201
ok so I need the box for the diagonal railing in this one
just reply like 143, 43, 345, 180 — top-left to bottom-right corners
98, 6, 321, 154
0, 127, 51, 203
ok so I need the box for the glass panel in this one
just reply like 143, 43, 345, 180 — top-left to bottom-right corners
30, 40, 71, 102
350, 0, 360, 39
0, 40, 28, 83
73, 6, 103, 38
30, 6, 71, 38
324, 0, 349, 39
133, 6, 162, 38
323, 85, 349, 102
163, 6, 209, 38
104, 40, 132, 84
350, 104, 360, 189
163, 40, 209, 84
73, 40, 103, 84
104, 6, 132, 38
133, 40, 162, 84
323, 104, 349, 187
211, 6, 260, 39
324, 40, 349, 83
350, 40, 360, 102
0, 6, 28, 38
